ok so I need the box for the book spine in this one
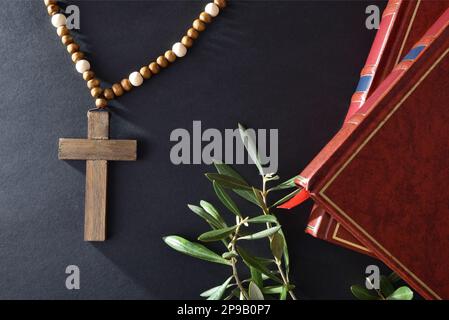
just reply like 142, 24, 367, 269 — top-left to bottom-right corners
344, 0, 403, 121
306, 0, 405, 246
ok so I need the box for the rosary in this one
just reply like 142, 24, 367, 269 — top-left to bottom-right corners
44, 0, 227, 241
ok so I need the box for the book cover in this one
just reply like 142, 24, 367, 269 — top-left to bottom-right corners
306, 0, 449, 256
298, 9, 449, 299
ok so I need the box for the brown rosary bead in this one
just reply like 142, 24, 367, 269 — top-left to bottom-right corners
199, 12, 212, 24
112, 83, 124, 97
214, 0, 226, 9
121, 78, 133, 92
139, 66, 152, 79
103, 88, 115, 100
44, 0, 57, 6
181, 36, 194, 48
193, 19, 206, 32
83, 71, 95, 81
87, 78, 101, 89
187, 28, 199, 40
47, 4, 59, 16
95, 98, 107, 109
91, 87, 103, 98
61, 35, 74, 46
71, 51, 85, 63
149, 62, 160, 74
57, 26, 69, 37
164, 50, 177, 63
66, 43, 80, 54
156, 55, 169, 68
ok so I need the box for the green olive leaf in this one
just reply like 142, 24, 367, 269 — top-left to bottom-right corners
213, 181, 242, 217
236, 246, 282, 283
205, 173, 252, 191
207, 276, 233, 300
280, 285, 288, 300
270, 188, 301, 208
163, 236, 232, 266
252, 187, 269, 213
198, 225, 237, 242
380, 275, 395, 297
250, 267, 263, 289
268, 175, 301, 192
247, 215, 279, 224
270, 232, 285, 261
213, 162, 260, 205
248, 281, 265, 300
238, 123, 265, 176
200, 200, 226, 226
238, 226, 281, 241
350, 285, 379, 300
386, 286, 414, 300
187, 204, 223, 229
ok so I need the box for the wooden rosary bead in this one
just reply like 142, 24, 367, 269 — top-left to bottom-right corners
181, 36, 193, 48
103, 88, 115, 100
66, 43, 80, 54
95, 98, 107, 109
149, 62, 160, 74
87, 78, 100, 89
57, 25, 69, 37
121, 78, 133, 91
129, 71, 144, 87
61, 35, 74, 46
47, 4, 59, 16
83, 71, 95, 81
75, 59, 90, 73
44, 0, 57, 6
205, 3, 220, 17
199, 12, 212, 24
187, 28, 199, 39
71, 51, 85, 63
156, 55, 169, 68
139, 66, 152, 79
112, 83, 124, 97
193, 19, 206, 32
214, 0, 226, 9
51, 13, 66, 28
164, 50, 177, 63
91, 87, 103, 98
172, 42, 187, 58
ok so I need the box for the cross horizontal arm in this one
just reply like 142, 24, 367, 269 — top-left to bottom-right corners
58, 138, 137, 161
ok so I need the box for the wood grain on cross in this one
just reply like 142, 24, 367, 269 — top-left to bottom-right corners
58, 110, 137, 241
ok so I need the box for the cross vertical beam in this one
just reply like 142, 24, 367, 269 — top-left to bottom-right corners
58, 110, 137, 241
85, 111, 109, 241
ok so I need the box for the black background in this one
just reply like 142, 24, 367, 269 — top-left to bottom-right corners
0, 0, 394, 299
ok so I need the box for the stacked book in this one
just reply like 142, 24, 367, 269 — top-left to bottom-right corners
284, 0, 449, 299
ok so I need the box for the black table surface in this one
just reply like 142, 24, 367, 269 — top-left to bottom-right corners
0, 0, 391, 299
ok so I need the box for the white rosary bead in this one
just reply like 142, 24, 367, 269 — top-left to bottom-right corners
75, 59, 90, 73
129, 71, 144, 87
172, 42, 187, 58
205, 3, 219, 17
51, 13, 67, 28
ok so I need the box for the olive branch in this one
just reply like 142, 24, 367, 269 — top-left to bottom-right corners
163, 124, 300, 300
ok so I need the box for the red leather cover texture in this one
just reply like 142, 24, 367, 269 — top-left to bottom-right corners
306, 0, 449, 257
299, 9, 449, 299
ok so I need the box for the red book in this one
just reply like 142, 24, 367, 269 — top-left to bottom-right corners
306, 0, 449, 256
297, 9, 449, 299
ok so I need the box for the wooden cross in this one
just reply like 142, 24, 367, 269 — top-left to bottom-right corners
58, 110, 137, 241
